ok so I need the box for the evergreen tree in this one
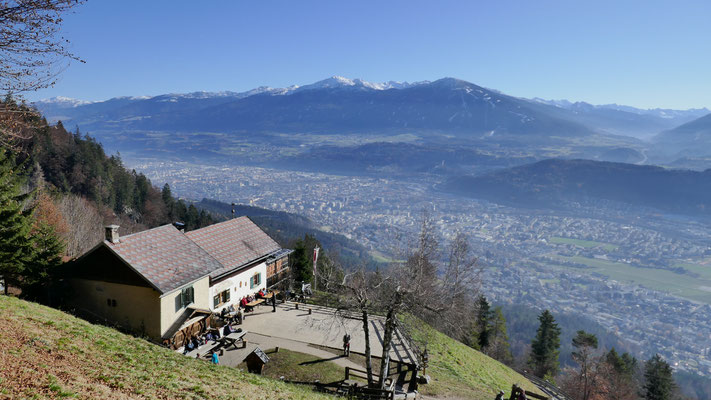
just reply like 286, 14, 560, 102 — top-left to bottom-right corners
162, 183, 174, 216
24, 221, 65, 299
186, 204, 200, 231
528, 309, 562, 379
476, 295, 492, 349
600, 348, 640, 400
291, 239, 313, 283
0, 152, 35, 294
487, 307, 513, 364
643, 354, 675, 400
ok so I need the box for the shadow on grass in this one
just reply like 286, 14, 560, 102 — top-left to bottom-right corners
299, 355, 343, 366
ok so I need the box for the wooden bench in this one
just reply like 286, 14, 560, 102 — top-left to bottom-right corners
220, 330, 248, 350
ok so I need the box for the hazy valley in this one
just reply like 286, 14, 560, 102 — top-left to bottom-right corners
33, 76, 711, 383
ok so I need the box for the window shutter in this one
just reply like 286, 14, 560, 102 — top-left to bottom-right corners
225, 290, 230, 302
175, 294, 182, 312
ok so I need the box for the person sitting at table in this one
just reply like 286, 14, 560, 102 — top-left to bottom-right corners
220, 307, 228, 319
257, 289, 266, 298
227, 304, 235, 313
240, 296, 253, 312
191, 335, 200, 349
184, 338, 196, 354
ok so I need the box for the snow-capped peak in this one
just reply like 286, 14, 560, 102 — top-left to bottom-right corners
293, 76, 425, 93
33, 96, 95, 108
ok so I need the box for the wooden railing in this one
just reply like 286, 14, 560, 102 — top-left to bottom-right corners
344, 367, 395, 399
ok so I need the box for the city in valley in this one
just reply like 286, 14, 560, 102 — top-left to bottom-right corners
133, 159, 711, 378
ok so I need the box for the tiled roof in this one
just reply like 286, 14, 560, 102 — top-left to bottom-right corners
107, 224, 222, 294
186, 216, 281, 277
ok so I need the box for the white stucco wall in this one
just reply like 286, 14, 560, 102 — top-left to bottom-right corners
159, 276, 211, 337
209, 262, 267, 312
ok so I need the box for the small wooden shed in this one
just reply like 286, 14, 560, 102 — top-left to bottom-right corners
245, 347, 270, 374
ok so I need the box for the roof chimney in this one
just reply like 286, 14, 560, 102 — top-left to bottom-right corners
105, 225, 120, 244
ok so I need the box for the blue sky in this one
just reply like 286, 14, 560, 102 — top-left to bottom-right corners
27, 0, 711, 109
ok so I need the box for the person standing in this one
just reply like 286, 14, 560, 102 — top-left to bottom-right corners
271, 293, 277, 312
495, 390, 505, 400
212, 351, 219, 365
343, 333, 351, 356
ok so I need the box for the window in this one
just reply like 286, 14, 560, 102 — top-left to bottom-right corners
250, 273, 261, 289
174, 285, 195, 312
213, 289, 230, 308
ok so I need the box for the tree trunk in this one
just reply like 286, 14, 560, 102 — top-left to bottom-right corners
362, 309, 374, 387
378, 307, 397, 389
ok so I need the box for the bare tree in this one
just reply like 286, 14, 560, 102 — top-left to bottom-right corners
336, 267, 383, 386
374, 214, 481, 389
1, 0, 85, 148
318, 212, 482, 390
56, 193, 101, 257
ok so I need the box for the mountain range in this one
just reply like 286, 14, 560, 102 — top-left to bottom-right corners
32, 76, 711, 167
36, 76, 707, 138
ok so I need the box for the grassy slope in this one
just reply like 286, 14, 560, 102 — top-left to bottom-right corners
402, 315, 543, 399
241, 348, 347, 384
0, 295, 332, 400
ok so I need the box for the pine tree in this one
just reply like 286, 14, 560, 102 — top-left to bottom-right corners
487, 307, 513, 364
643, 354, 675, 400
0, 152, 35, 294
24, 221, 65, 299
600, 348, 639, 400
528, 309, 562, 379
161, 183, 174, 217
291, 239, 312, 283
476, 295, 492, 350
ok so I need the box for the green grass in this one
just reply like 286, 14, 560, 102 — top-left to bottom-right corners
242, 348, 346, 384
549, 236, 618, 251
0, 295, 333, 399
401, 315, 542, 399
552, 256, 711, 303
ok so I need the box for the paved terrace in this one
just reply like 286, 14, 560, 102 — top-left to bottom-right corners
192, 302, 418, 368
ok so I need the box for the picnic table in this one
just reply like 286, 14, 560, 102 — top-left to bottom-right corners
262, 290, 280, 300
220, 330, 248, 350
246, 299, 264, 307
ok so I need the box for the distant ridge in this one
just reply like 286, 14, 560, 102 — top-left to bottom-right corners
653, 113, 711, 156
440, 158, 711, 216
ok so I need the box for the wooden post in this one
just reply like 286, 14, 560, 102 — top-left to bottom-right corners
295, 303, 299, 310
308, 308, 312, 315
509, 384, 518, 400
